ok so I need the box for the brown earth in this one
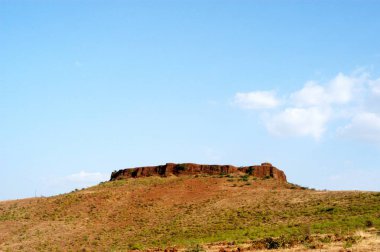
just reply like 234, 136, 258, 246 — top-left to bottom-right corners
110, 162, 287, 182
0, 167, 379, 251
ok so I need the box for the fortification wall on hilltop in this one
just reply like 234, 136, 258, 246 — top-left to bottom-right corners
110, 162, 287, 182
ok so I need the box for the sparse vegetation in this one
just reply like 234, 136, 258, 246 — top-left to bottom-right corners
185, 244, 205, 252
176, 164, 187, 171
0, 175, 379, 251
239, 175, 249, 181
246, 166, 254, 175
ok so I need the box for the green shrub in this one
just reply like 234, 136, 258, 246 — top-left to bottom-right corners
264, 237, 280, 249
176, 164, 187, 171
239, 175, 249, 182
128, 243, 143, 250
246, 167, 254, 175
365, 220, 373, 227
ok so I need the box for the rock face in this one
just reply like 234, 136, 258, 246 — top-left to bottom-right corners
110, 162, 287, 182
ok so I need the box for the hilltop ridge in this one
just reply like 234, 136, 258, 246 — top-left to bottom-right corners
110, 162, 287, 182
1, 164, 379, 251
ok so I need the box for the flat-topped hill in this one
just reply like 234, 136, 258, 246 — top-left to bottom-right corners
0, 165, 379, 251
110, 162, 287, 182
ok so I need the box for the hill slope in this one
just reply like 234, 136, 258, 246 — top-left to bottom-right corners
0, 172, 379, 251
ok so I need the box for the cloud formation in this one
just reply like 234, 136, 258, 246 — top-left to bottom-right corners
290, 73, 356, 107
233, 91, 280, 109
338, 112, 380, 143
234, 71, 380, 142
266, 107, 330, 140
370, 78, 380, 96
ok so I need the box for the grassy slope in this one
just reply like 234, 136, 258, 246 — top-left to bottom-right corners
0, 175, 379, 251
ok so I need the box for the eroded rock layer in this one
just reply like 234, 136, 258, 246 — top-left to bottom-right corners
110, 162, 287, 182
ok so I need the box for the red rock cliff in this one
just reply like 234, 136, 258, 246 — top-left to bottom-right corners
110, 162, 287, 182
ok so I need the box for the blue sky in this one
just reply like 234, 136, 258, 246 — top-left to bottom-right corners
1, 1, 380, 200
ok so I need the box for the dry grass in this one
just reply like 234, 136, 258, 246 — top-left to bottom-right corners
201, 228, 380, 251
0, 175, 379, 251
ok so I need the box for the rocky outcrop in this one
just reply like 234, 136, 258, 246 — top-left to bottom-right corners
110, 162, 287, 182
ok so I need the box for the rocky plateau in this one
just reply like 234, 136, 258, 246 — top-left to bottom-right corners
110, 162, 287, 182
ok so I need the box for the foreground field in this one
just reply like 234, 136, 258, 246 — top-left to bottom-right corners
0, 175, 379, 251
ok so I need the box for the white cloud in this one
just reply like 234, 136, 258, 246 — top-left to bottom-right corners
233, 70, 380, 141
266, 107, 330, 140
338, 112, 380, 142
291, 81, 326, 107
369, 78, 380, 96
233, 91, 280, 109
327, 73, 356, 104
290, 73, 355, 107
